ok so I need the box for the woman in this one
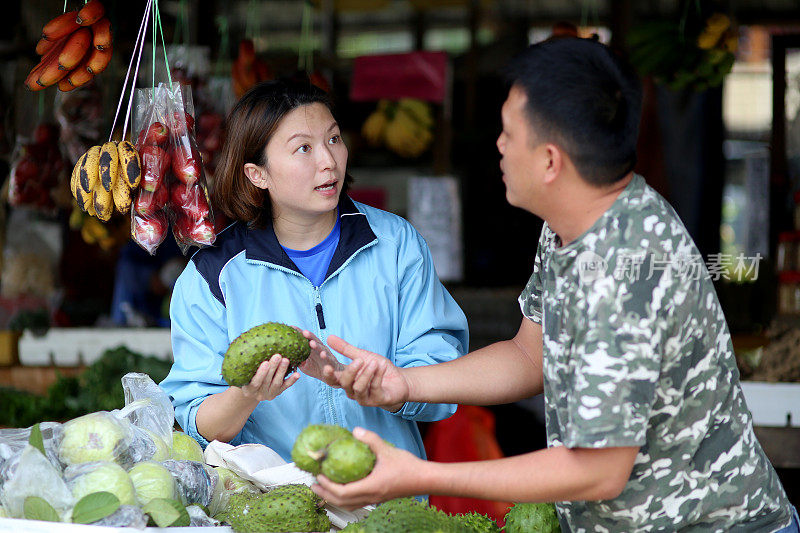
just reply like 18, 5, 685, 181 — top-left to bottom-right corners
160, 79, 468, 464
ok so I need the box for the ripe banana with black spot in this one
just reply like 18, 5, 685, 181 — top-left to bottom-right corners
117, 141, 142, 188
98, 141, 118, 192
79, 145, 100, 194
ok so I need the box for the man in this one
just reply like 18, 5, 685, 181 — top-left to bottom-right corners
306, 38, 797, 532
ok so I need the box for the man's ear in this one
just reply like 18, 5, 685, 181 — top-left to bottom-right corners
542, 143, 563, 185
243, 163, 269, 189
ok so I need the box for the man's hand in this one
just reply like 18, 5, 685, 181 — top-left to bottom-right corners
324, 335, 410, 412
311, 427, 423, 509
296, 328, 345, 385
239, 354, 299, 401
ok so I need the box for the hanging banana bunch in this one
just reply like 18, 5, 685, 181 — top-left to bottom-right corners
25, 0, 113, 92
361, 99, 435, 159
70, 141, 141, 222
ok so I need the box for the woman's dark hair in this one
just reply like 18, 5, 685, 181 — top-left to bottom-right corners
212, 78, 351, 228
504, 38, 643, 186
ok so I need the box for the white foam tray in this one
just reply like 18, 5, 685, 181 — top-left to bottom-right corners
740, 381, 800, 427
17, 328, 172, 366
0, 517, 232, 532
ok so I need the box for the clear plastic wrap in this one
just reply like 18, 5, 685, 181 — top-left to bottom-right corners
131, 82, 216, 255
161, 459, 218, 507
58, 412, 136, 467
0, 422, 63, 479
64, 461, 138, 507
0, 445, 74, 519
119, 372, 174, 453
187, 504, 220, 527
89, 504, 149, 528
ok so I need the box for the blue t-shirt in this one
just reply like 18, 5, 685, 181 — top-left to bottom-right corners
281, 217, 341, 287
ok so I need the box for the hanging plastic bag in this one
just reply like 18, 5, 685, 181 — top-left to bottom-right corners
131, 82, 215, 255
7, 124, 67, 213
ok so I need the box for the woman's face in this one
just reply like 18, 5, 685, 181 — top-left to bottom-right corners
257, 103, 347, 219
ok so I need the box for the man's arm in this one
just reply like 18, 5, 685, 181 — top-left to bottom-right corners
322, 317, 544, 409
312, 427, 638, 508
406, 316, 544, 405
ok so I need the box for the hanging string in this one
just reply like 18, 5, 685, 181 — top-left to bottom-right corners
298, 1, 313, 72
156, 0, 173, 88
152, 0, 157, 90
109, 0, 153, 142
214, 15, 230, 78
38, 92, 44, 120
122, 0, 155, 141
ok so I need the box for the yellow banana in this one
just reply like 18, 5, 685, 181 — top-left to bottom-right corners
397, 98, 434, 128
361, 111, 388, 146
98, 141, 119, 192
79, 145, 101, 194
116, 141, 142, 188
112, 176, 131, 214
93, 186, 113, 222
70, 153, 84, 201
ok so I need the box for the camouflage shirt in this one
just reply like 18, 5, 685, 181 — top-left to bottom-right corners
518, 175, 791, 532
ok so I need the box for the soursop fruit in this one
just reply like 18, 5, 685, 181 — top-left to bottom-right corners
504, 502, 561, 533
321, 436, 376, 484
222, 322, 311, 387
222, 489, 331, 533
360, 497, 457, 532
291, 424, 351, 475
292, 424, 376, 483
456, 511, 501, 533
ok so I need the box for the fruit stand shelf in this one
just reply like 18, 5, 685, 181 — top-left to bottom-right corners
17, 327, 172, 367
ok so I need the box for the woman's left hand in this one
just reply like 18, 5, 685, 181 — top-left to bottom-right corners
296, 328, 345, 384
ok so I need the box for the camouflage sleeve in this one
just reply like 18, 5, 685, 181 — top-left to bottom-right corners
518, 225, 549, 324
562, 252, 669, 449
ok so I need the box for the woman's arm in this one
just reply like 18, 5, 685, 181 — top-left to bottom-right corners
196, 354, 300, 442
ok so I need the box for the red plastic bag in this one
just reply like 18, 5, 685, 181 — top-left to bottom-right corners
131, 83, 215, 255
423, 405, 510, 525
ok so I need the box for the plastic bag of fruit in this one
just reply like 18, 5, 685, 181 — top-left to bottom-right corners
131, 82, 215, 255
7, 123, 67, 213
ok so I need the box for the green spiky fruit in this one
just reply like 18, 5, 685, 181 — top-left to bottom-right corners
291, 424, 351, 475
221, 322, 311, 387
320, 436, 376, 484
362, 497, 457, 532
222, 489, 330, 533
456, 511, 501, 533
504, 502, 561, 533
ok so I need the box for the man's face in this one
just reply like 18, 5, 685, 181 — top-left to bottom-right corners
496, 85, 545, 213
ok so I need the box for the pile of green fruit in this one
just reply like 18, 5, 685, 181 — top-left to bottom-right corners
338, 497, 561, 533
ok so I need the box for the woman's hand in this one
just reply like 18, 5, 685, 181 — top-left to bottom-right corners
311, 427, 425, 509
239, 354, 300, 401
296, 328, 346, 385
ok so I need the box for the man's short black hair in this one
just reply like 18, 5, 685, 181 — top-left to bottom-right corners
504, 38, 643, 186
